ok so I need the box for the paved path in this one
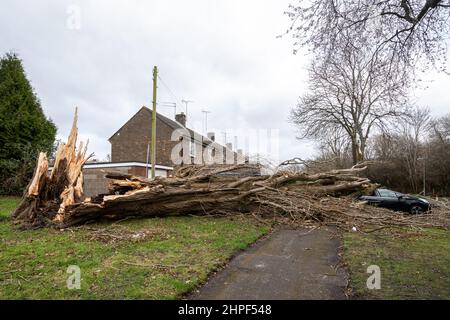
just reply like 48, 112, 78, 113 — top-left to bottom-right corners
189, 228, 347, 300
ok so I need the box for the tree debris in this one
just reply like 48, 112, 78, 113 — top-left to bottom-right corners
12, 110, 450, 231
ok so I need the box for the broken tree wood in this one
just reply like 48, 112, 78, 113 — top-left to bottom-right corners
11, 110, 450, 231
12, 108, 93, 227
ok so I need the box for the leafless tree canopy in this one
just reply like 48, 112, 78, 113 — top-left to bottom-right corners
286, 0, 450, 73
369, 107, 431, 192
290, 37, 409, 164
308, 109, 450, 195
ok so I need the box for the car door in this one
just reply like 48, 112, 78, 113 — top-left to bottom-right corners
363, 191, 383, 206
376, 189, 400, 210
394, 192, 410, 211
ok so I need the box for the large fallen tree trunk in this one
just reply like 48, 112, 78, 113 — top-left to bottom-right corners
12, 110, 450, 230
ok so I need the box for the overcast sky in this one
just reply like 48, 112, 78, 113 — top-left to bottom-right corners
1, 0, 449, 163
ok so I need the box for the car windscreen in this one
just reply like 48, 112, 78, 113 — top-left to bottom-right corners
377, 189, 398, 198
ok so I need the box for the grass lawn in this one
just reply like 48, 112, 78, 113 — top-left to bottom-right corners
344, 226, 450, 299
0, 196, 269, 299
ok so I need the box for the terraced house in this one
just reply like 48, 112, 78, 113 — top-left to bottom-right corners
81, 106, 248, 197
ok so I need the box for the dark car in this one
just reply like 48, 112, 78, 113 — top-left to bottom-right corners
359, 188, 431, 214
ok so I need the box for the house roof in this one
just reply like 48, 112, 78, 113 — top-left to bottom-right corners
108, 106, 225, 148
108, 106, 182, 141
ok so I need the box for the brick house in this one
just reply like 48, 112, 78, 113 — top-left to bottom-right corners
109, 106, 181, 165
80, 106, 250, 197
108, 106, 244, 167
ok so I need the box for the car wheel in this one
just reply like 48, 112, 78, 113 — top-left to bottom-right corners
410, 205, 424, 215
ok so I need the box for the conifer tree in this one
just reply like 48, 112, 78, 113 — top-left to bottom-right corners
0, 52, 57, 194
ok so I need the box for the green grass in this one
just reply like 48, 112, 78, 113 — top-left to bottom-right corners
344, 227, 450, 299
0, 196, 19, 221
0, 197, 269, 299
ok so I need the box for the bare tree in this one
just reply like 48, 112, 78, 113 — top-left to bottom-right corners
366, 109, 450, 195
285, 0, 450, 74
431, 113, 450, 142
427, 114, 450, 194
290, 38, 409, 164
315, 129, 352, 169
394, 107, 431, 192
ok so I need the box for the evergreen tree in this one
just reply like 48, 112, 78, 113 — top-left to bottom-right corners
0, 52, 57, 195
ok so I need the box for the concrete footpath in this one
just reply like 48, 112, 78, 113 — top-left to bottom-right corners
189, 228, 348, 300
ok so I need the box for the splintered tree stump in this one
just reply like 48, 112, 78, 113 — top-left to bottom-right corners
12, 108, 92, 228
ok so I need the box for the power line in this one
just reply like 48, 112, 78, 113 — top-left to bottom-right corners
157, 74, 183, 112
157, 102, 177, 118
157, 74, 197, 127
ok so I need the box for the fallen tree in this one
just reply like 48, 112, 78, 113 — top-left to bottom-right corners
12, 111, 450, 231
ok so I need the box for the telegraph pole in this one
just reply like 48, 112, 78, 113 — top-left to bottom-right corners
151, 66, 158, 179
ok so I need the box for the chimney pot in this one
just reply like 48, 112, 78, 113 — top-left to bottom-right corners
175, 112, 186, 127
207, 132, 215, 141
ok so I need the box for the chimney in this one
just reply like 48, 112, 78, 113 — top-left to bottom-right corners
175, 112, 186, 127
236, 149, 245, 164
207, 132, 215, 141
226, 142, 233, 151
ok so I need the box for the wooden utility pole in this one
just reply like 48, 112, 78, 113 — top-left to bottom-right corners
151, 66, 158, 179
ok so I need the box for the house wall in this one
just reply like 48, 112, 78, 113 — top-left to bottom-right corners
109, 107, 242, 166
82, 165, 168, 197
109, 108, 179, 166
